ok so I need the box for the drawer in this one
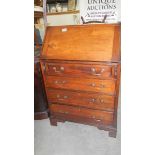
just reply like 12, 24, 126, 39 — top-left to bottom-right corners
42, 62, 116, 79
50, 104, 114, 122
47, 89, 115, 111
45, 76, 116, 95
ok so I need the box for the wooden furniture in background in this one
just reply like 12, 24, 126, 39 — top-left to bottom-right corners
34, 0, 43, 24
47, 10, 79, 15
34, 0, 47, 26
34, 11, 43, 18
47, 0, 68, 3
35, 0, 43, 6
34, 51, 49, 120
40, 24, 120, 137
34, 0, 49, 120
46, 0, 78, 15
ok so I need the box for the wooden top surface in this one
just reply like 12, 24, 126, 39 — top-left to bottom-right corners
41, 24, 120, 62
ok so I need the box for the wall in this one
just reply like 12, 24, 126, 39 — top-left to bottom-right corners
36, 0, 121, 41
39, 0, 121, 25
116, 0, 121, 21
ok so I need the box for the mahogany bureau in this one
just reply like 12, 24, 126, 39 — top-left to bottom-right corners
40, 24, 121, 137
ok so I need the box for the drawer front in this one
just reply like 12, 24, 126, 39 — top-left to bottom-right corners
47, 89, 115, 111
50, 104, 114, 122
45, 76, 116, 95
42, 62, 115, 79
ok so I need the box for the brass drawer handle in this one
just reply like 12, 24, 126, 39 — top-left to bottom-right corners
90, 83, 96, 87
89, 83, 105, 88
91, 68, 105, 76
89, 98, 96, 103
54, 80, 66, 84
89, 98, 104, 104
100, 99, 105, 104
64, 95, 68, 99
56, 94, 68, 100
53, 66, 64, 73
59, 110, 69, 114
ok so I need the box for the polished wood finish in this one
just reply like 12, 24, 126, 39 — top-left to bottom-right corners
50, 104, 113, 123
47, 89, 115, 111
50, 113, 116, 136
40, 24, 120, 137
34, 56, 48, 120
44, 76, 116, 95
42, 61, 116, 79
41, 24, 120, 62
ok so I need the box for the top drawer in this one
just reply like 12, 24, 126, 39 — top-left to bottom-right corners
41, 62, 117, 79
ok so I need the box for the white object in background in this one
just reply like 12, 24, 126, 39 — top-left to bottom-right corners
61, 28, 68, 32
44, 13, 80, 26
56, 3, 63, 12
51, 6, 56, 13
34, 6, 43, 12
47, 4, 50, 13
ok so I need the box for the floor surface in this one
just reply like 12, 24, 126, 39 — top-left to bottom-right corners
34, 100, 120, 155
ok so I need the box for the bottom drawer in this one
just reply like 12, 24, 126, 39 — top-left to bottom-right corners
50, 104, 114, 123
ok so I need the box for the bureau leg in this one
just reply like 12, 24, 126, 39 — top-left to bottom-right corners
50, 118, 57, 126
97, 126, 106, 130
109, 130, 117, 138
97, 126, 117, 138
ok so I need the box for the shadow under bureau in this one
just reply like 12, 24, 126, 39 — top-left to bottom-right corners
40, 24, 121, 137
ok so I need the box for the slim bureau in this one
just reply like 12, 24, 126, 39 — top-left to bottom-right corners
40, 24, 121, 137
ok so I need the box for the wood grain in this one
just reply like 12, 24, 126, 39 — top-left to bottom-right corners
44, 76, 116, 95
50, 104, 114, 122
34, 56, 48, 120
40, 24, 121, 138
47, 89, 115, 111
43, 61, 115, 79
41, 24, 120, 61
47, 10, 80, 15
